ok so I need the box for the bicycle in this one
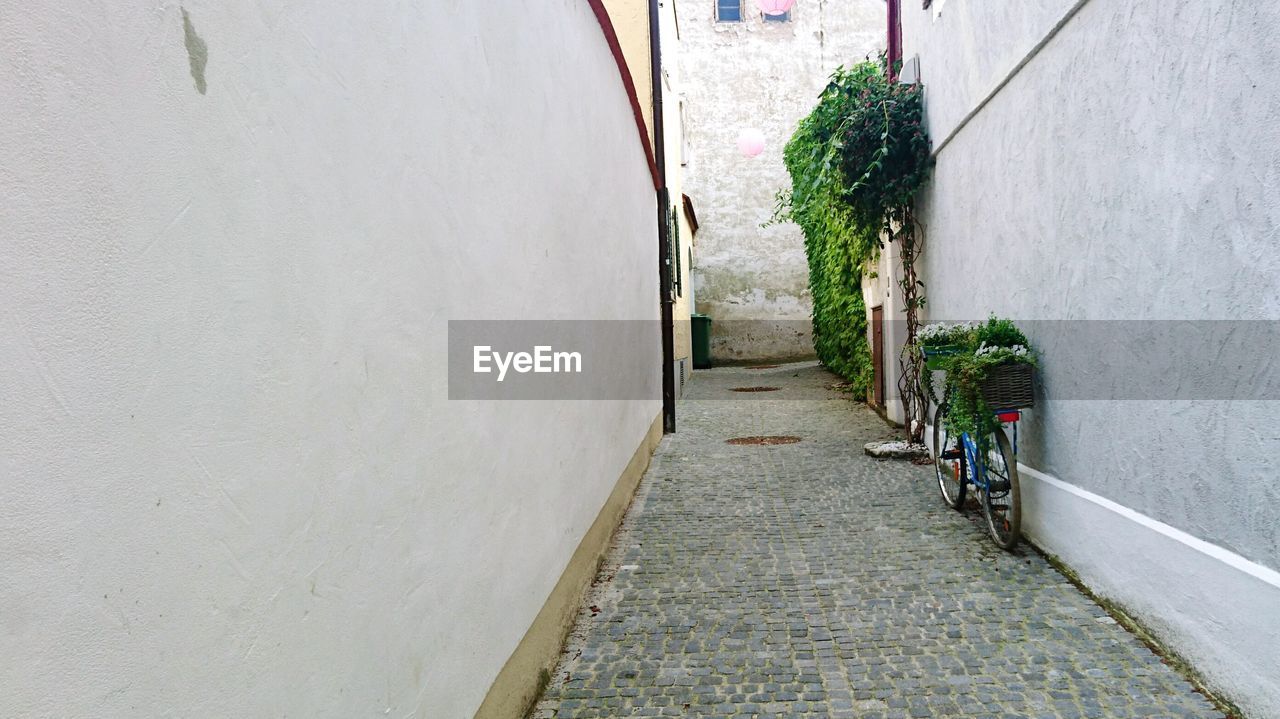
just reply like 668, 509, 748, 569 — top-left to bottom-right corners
931, 389, 1024, 551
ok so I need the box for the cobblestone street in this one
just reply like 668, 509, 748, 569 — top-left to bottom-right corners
534, 362, 1223, 719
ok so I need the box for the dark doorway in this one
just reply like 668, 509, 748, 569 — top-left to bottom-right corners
871, 305, 884, 407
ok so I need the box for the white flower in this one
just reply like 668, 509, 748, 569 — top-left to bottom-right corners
918, 322, 951, 341
975, 343, 1032, 360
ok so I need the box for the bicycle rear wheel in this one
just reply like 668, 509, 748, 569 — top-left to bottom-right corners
981, 427, 1021, 550
932, 401, 967, 510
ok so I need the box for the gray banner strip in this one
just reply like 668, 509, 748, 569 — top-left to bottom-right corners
448, 320, 1280, 400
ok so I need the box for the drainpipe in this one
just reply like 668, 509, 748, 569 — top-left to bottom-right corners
887, 0, 902, 80
650, 0, 676, 433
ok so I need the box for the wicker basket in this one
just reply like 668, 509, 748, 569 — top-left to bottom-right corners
979, 363, 1035, 410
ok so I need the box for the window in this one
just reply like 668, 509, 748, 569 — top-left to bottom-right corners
715, 0, 741, 22
679, 100, 689, 167
763, 9, 790, 22
670, 208, 683, 297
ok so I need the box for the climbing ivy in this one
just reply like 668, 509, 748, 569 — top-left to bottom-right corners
775, 59, 932, 431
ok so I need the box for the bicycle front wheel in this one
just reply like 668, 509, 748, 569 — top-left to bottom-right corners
981, 427, 1021, 550
933, 401, 966, 510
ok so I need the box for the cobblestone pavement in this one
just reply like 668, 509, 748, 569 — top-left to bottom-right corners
533, 362, 1222, 718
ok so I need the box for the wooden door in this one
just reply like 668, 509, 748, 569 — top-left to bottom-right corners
871, 305, 884, 407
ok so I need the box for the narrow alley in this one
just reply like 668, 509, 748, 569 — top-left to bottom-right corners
5, 2, 1277, 716
534, 363, 1222, 719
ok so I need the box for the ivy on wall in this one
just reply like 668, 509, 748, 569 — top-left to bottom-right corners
774, 59, 932, 432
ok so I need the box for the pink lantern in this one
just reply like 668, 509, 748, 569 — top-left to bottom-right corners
736, 128, 765, 158
757, 0, 796, 16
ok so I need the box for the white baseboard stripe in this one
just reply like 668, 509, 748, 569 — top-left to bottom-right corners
1016, 463, 1280, 591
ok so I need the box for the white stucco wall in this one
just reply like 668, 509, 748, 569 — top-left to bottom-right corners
904, 0, 1280, 714
863, 240, 908, 423
0, 1, 660, 717
677, 0, 884, 361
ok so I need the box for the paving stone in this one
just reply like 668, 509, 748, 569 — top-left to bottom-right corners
533, 363, 1223, 718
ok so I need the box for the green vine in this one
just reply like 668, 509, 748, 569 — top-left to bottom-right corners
775, 59, 933, 434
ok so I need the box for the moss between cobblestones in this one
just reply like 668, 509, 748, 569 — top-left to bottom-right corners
1035, 548, 1245, 719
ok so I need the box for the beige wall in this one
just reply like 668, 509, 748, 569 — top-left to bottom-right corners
602, 0, 655, 146
661, 0, 694, 372
609, 0, 694, 386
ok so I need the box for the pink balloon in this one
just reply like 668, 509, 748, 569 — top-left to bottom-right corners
736, 128, 765, 158
757, 0, 796, 16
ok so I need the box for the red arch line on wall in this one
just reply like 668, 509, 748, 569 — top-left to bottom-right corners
583, 0, 662, 190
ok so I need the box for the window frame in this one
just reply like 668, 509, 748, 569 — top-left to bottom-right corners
669, 208, 683, 297
715, 0, 742, 23
679, 100, 690, 167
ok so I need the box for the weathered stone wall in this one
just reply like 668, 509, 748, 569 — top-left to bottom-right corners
677, 0, 884, 361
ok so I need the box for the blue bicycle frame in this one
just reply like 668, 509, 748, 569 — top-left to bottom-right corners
959, 409, 1020, 490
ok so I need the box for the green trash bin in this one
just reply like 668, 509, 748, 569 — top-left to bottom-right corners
691, 313, 712, 369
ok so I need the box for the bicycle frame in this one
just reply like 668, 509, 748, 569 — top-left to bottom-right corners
958, 409, 1020, 490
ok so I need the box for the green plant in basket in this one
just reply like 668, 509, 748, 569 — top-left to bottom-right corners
917, 321, 976, 349
915, 322, 977, 402
916, 321, 977, 365
973, 316, 1030, 351
942, 317, 1036, 441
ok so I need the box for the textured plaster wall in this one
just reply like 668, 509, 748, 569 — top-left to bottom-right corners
906, 0, 1280, 572
903, 0, 1280, 713
677, 0, 884, 361
0, 1, 660, 717
903, 0, 1079, 144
